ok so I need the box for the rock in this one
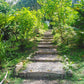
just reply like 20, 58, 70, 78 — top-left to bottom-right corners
66, 69, 73, 77
72, 64, 78, 69
15, 62, 23, 73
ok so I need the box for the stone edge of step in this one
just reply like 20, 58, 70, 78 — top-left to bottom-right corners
38, 45, 57, 48
35, 51, 58, 54
17, 70, 73, 79
29, 58, 63, 62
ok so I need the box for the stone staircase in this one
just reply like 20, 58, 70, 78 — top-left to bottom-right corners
18, 30, 72, 84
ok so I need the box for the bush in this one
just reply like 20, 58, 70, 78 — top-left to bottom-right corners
53, 25, 84, 48
76, 31, 84, 48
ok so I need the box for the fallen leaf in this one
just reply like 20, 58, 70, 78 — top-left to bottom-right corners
78, 78, 82, 81
30, 70, 32, 72
47, 70, 50, 71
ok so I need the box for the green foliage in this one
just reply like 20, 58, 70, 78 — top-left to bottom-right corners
53, 26, 84, 48
76, 31, 84, 47
0, 0, 84, 82
0, 42, 6, 61
73, 1, 84, 29
37, 0, 83, 48
0, 6, 47, 68
0, 13, 5, 41
13, 0, 40, 10
53, 26, 76, 46
0, 0, 10, 13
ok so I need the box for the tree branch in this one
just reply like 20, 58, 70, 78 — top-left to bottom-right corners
0, 71, 8, 84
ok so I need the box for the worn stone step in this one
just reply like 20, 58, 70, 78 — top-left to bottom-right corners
38, 45, 57, 49
40, 39, 53, 42
42, 37, 53, 39
30, 58, 62, 62
36, 48, 58, 54
23, 79, 72, 84
44, 32, 52, 35
29, 55, 62, 62
38, 42, 52, 45
35, 49, 57, 55
37, 48, 57, 52
18, 62, 72, 79
44, 34, 53, 37
43, 30, 52, 35
43, 31, 53, 35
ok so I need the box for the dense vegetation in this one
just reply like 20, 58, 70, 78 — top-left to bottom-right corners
0, 0, 84, 83
0, 0, 48, 69
13, 0, 40, 10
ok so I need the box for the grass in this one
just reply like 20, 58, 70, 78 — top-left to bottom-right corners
0, 28, 47, 84
0, 47, 35, 84
57, 44, 84, 84
0, 33, 43, 84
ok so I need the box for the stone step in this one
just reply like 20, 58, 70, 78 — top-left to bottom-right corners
22, 79, 72, 84
43, 30, 52, 35
18, 62, 72, 79
38, 42, 52, 45
37, 48, 57, 52
42, 37, 53, 39
38, 45, 57, 49
44, 32, 52, 35
40, 39, 53, 42
29, 55, 62, 62
35, 49, 57, 55
44, 34, 53, 37
30, 58, 62, 62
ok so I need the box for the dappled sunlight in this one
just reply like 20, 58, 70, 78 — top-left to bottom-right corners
0, 0, 84, 84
